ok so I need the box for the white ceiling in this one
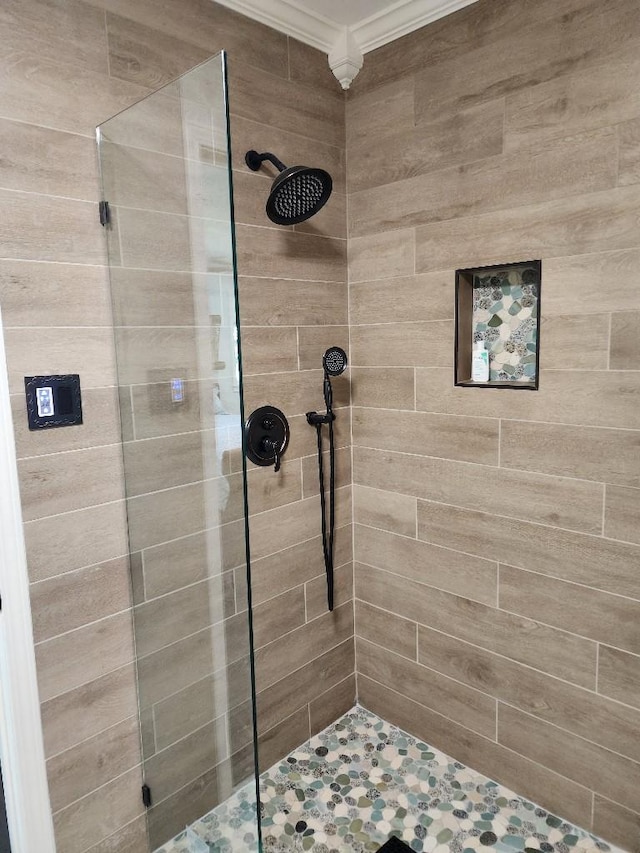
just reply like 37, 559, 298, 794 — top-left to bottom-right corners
292, 0, 401, 28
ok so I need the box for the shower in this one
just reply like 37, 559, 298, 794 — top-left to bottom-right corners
306, 346, 348, 611
244, 149, 333, 225
97, 64, 349, 851
244, 146, 341, 610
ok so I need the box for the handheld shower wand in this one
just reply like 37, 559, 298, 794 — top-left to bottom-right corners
306, 347, 348, 612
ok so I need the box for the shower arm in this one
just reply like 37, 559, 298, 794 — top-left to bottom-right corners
245, 150, 287, 173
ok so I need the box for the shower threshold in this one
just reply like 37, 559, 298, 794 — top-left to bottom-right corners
157, 705, 620, 853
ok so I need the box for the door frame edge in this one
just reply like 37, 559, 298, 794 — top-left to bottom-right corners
0, 307, 56, 852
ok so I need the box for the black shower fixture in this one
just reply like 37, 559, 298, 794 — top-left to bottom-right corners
321, 346, 347, 420
245, 149, 332, 226
306, 346, 348, 612
323, 346, 348, 377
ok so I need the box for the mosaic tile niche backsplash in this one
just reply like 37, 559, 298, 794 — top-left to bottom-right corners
471, 264, 540, 383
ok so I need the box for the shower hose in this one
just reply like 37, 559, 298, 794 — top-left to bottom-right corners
313, 413, 336, 612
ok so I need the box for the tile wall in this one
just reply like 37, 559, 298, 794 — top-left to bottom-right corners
98, 65, 259, 849
347, 1, 640, 850
4, 0, 640, 851
0, 2, 351, 850
230, 28, 354, 794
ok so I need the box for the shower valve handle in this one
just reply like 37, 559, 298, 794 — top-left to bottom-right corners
261, 437, 281, 472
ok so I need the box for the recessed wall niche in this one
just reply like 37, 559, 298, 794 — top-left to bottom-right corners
454, 260, 541, 390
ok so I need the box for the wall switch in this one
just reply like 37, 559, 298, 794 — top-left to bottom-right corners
35, 387, 54, 417
25, 375, 83, 431
171, 377, 185, 403
147, 368, 190, 414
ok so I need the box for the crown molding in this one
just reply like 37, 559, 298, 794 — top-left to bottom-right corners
352, 0, 480, 53
214, 0, 479, 54
214, 0, 480, 88
213, 0, 341, 53
328, 27, 364, 91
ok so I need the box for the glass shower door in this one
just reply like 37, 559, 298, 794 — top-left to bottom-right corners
97, 53, 260, 852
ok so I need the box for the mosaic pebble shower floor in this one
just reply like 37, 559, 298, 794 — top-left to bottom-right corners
158, 706, 619, 853
471, 264, 539, 383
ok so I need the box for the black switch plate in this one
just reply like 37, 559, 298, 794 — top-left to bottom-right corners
25, 375, 83, 431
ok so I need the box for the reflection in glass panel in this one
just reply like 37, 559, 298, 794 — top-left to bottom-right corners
97, 53, 259, 852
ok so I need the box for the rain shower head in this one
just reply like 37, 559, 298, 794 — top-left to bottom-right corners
245, 149, 332, 226
323, 346, 348, 377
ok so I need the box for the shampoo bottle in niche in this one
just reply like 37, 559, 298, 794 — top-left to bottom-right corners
471, 341, 489, 382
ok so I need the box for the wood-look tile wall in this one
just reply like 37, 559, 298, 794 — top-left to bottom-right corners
230, 29, 354, 810
7, 0, 640, 849
1, 1, 351, 850
347, 1, 640, 849
99, 71, 261, 847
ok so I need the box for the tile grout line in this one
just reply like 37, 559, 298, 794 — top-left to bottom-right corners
103, 8, 111, 78
16, 438, 123, 464
360, 490, 640, 552
359, 640, 640, 770
41, 658, 136, 711
355, 517, 640, 603
412, 227, 417, 275
360, 685, 602, 803
345, 144, 357, 688
45, 711, 138, 764
358, 557, 640, 657
350, 400, 640, 432
53, 763, 144, 820
255, 638, 354, 711
35, 605, 133, 649
29, 547, 130, 588
114, 720, 267, 819
361, 581, 602, 681
353, 439, 622, 491
303, 569, 309, 625
83, 814, 145, 853
128, 384, 138, 443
